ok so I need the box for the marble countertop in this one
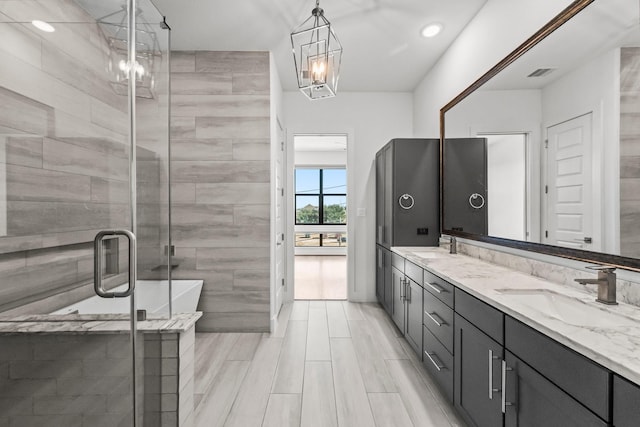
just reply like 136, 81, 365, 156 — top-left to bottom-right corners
0, 312, 202, 335
392, 246, 640, 386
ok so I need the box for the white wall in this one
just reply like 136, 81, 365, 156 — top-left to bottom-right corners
413, 0, 574, 137
284, 92, 413, 302
295, 150, 347, 166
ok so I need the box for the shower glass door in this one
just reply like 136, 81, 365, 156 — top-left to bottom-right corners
0, 0, 170, 425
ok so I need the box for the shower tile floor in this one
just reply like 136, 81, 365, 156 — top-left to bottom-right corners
193, 301, 466, 427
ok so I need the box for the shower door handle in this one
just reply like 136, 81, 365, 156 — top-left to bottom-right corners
94, 230, 137, 298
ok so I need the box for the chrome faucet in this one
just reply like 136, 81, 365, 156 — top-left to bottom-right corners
575, 266, 617, 305
449, 236, 457, 254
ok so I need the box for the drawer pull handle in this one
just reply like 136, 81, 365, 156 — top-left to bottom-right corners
488, 350, 500, 399
425, 311, 445, 327
424, 351, 446, 371
426, 282, 446, 294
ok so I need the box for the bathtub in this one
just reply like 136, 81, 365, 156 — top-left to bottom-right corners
51, 279, 203, 316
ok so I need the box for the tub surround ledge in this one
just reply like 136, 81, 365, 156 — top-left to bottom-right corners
0, 312, 202, 335
392, 246, 640, 387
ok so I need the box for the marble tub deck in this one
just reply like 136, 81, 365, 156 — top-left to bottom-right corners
0, 312, 202, 334
393, 246, 640, 387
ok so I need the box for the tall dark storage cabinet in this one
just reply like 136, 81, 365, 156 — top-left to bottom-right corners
376, 138, 440, 248
375, 138, 439, 311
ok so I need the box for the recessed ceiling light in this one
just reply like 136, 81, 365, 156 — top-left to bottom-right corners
421, 23, 442, 38
32, 20, 55, 33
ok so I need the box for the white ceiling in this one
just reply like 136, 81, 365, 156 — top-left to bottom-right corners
152, 0, 487, 92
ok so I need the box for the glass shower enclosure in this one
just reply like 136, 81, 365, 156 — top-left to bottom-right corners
0, 0, 170, 425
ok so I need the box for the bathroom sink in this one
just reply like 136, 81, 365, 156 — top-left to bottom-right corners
408, 250, 443, 259
494, 288, 640, 328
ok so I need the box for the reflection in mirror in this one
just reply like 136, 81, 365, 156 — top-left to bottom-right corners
443, 0, 640, 260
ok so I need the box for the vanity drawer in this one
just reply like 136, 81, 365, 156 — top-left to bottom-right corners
423, 325, 454, 403
455, 288, 503, 345
405, 260, 423, 285
423, 269, 454, 308
392, 253, 405, 272
423, 291, 454, 354
505, 316, 611, 422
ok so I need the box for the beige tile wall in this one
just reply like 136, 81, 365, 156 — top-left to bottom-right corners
0, 2, 170, 314
170, 51, 271, 332
620, 47, 640, 258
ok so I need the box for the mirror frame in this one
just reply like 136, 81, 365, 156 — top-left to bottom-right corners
440, 0, 640, 273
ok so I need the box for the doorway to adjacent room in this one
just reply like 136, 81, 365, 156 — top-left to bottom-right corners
292, 134, 348, 300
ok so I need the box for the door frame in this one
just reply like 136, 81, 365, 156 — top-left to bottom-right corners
283, 127, 356, 304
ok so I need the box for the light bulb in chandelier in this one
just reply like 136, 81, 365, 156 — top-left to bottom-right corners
311, 59, 326, 84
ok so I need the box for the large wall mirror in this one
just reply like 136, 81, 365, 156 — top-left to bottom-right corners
441, 0, 640, 271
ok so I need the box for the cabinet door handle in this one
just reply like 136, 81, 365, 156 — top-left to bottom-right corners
406, 282, 411, 302
502, 360, 514, 413
488, 350, 500, 399
425, 282, 445, 294
425, 311, 445, 327
424, 351, 445, 371
400, 278, 405, 301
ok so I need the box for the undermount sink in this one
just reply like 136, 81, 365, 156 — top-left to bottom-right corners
494, 288, 640, 328
408, 250, 443, 259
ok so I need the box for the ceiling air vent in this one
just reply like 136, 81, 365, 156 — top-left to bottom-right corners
527, 68, 556, 77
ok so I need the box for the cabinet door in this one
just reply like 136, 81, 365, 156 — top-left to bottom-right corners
404, 279, 423, 357
455, 314, 503, 427
504, 351, 607, 427
391, 267, 405, 332
383, 248, 393, 313
375, 150, 385, 245
613, 374, 640, 427
376, 246, 385, 303
384, 144, 393, 246
443, 137, 488, 235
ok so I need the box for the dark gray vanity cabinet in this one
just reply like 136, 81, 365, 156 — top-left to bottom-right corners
404, 261, 424, 356
614, 374, 640, 427
422, 269, 455, 403
505, 316, 611, 422
503, 351, 607, 427
376, 246, 392, 312
454, 291, 504, 427
391, 264, 405, 333
382, 254, 424, 358
375, 138, 440, 248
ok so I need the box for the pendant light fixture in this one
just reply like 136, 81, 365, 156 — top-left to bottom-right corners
290, 0, 343, 100
97, 6, 162, 99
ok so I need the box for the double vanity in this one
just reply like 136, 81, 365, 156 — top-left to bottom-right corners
376, 245, 640, 427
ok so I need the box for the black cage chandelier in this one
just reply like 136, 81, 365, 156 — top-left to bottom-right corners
290, 0, 343, 100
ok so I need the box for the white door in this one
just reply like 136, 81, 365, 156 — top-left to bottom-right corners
545, 113, 594, 249
274, 123, 286, 316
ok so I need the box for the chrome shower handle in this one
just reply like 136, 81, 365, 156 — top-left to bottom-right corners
94, 229, 137, 298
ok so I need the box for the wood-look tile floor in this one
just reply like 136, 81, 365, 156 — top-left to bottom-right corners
194, 301, 467, 427
294, 256, 347, 300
